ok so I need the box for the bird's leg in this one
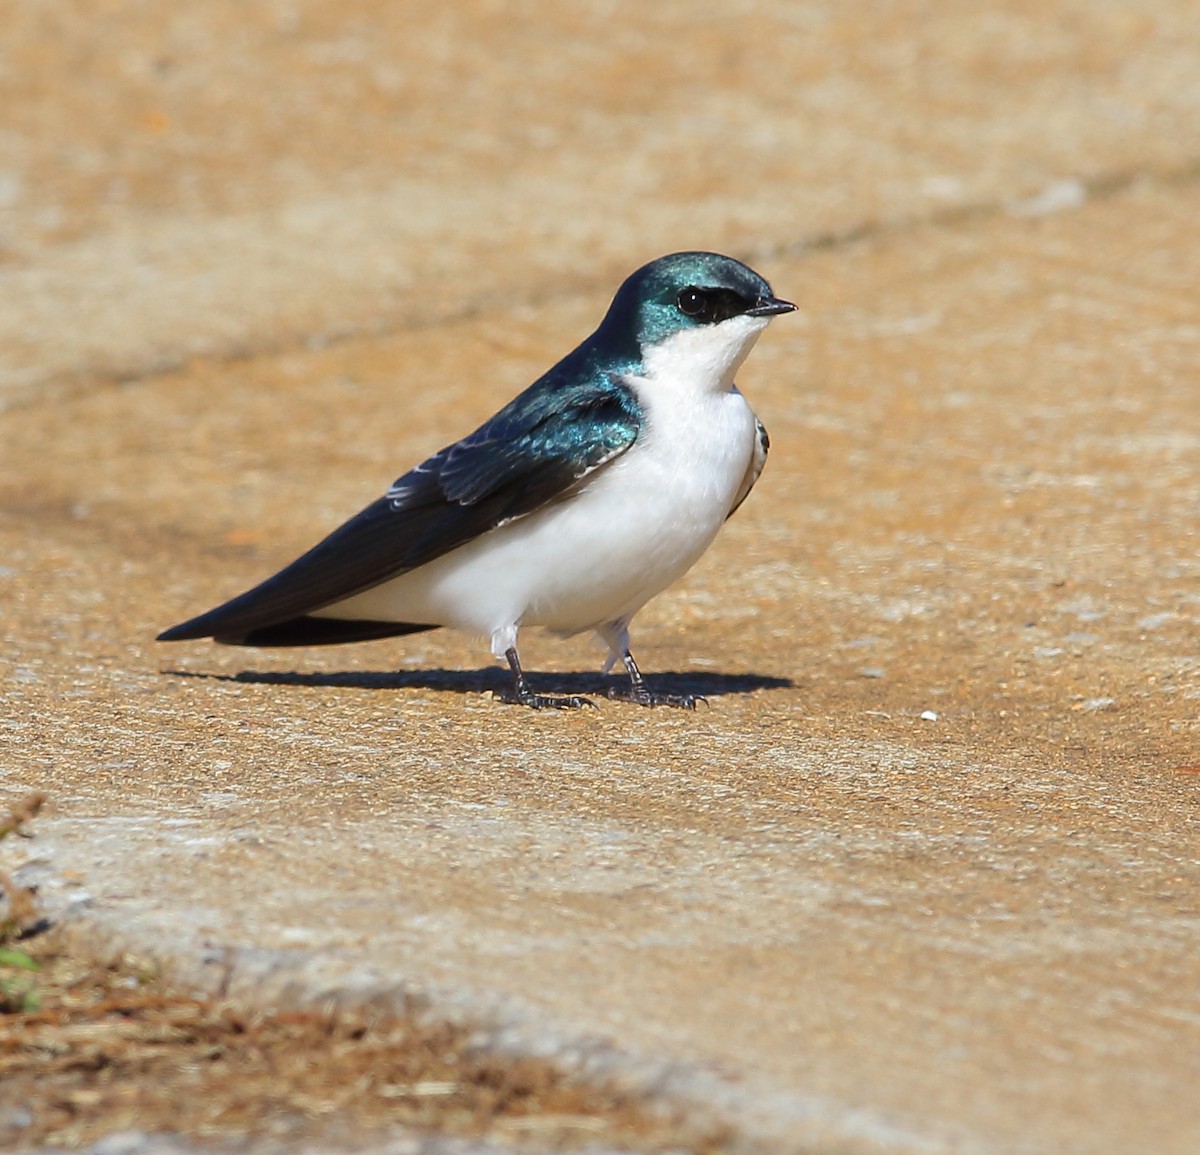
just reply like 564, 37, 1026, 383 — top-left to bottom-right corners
606, 649, 702, 709
500, 647, 595, 710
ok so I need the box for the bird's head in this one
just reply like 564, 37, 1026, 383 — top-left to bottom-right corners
599, 252, 796, 390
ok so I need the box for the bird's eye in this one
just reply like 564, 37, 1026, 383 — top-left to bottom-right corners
676, 288, 708, 317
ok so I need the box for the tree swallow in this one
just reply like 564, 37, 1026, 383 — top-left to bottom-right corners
158, 252, 795, 709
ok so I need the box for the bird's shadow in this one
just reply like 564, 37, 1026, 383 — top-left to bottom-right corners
165, 666, 792, 700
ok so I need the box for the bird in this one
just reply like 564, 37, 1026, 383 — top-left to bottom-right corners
158, 251, 795, 709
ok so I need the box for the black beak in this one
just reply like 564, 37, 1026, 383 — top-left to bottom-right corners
746, 295, 797, 317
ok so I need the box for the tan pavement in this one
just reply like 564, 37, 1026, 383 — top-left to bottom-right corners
4, 3, 1200, 1153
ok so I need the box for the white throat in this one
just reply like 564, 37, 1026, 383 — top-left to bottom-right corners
638, 314, 770, 395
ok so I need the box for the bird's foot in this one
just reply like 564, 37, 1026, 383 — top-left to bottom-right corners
500, 687, 596, 710
606, 685, 704, 710
501, 646, 595, 709
606, 649, 705, 709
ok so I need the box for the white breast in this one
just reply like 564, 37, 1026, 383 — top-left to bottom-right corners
317, 315, 770, 652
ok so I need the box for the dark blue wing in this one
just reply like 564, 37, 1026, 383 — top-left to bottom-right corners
158, 379, 642, 643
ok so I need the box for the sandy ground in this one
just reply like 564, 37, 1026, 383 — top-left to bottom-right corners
3, 2, 1200, 1152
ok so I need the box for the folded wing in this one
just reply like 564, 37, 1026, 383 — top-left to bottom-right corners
158, 381, 642, 645
727, 414, 769, 519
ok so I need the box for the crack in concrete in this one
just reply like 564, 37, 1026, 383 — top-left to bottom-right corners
768, 156, 1200, 262
6, 156, 1200, 417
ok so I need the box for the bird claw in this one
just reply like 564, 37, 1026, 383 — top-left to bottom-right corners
500, 689, 597, 710
606, 686, 704, 710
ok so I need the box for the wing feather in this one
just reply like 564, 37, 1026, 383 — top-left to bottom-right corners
159, 382, 641, 643
727, 414, 769, 519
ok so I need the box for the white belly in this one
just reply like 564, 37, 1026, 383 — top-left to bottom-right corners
317, 385, 759, 647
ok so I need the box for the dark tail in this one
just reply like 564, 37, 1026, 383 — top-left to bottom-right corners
158, 616, 438, 647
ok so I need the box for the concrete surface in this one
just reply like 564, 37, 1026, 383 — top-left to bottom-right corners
3, 2, 1200, 1152
40, 1134, 528, 1155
